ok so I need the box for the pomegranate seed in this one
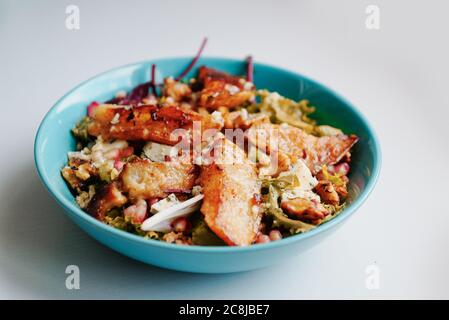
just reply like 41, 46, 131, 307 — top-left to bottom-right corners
87, 101, 99, 117
334, 162, 350, 176
256, 234, 270, 244
119, 146, 134, 159
114, 159, 124, 171
269, 230, 283, 241
124, 199, 147, 224
171, 217, 190, 233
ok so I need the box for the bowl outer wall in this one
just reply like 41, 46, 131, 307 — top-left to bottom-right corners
34, 57, 381, 273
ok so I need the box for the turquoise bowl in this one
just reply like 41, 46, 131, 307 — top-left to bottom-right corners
34, 57, 381, 273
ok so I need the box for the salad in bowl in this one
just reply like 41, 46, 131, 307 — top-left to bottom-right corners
61, 49, 359, 247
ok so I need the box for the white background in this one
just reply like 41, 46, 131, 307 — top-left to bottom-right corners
0, 0, 448, 299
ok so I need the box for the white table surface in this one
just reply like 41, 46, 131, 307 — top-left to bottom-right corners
0, 0, 448, 299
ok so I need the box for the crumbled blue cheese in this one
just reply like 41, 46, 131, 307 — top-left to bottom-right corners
243, 81, 253, 91
281, 160, 318, 190
110, 113, 120, 124
279, 160, 320, 202
239, 78, 254, 91
142, 141, 175, 162
150, 194, 179, 214
225, 84, 240, 95
211, 111, 224, 127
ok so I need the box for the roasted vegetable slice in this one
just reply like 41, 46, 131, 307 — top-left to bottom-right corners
200, 136, 261, 246
198, 67, 254, 110
198, 66, 244, 88
121, 158, 198, 200
87, 104, 222, 144
247, 123, 358, 174
199, 80, 254, 110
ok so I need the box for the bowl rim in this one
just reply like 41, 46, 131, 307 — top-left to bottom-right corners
34, 56, 381, 253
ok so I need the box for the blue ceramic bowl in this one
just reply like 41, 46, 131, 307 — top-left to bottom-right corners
34, 57, 381, 273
